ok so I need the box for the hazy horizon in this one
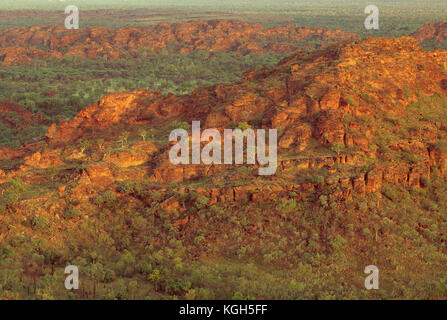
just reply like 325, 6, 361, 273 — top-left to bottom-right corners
1, 0, 445, 11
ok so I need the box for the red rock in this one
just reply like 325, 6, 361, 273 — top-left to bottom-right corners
0, 21, 358, 65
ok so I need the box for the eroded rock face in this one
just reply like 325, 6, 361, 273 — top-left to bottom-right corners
0, 47, 62, 65
0, 20, 358, 65
224, 93, 270, 123
45, 90, 170, 143
0, 169, 6, 183
23, 150, 64, 169
103, 141, 157, 168
411, 22, 447, 44
279, 124, 312, 151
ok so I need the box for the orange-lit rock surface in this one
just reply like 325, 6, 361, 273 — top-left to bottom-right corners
0, 20, 358, 64
411, 22, 447, 44
2, 36, 447, 211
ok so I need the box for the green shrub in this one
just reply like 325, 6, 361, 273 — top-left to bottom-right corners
401, 152, 420, 164
345, 97, 357, 106
330, 142, 345, 156
195, 196, 210, 210
276, 198, 297, 214
420, 177, 431, 188
422, 199, 438, 211
94, 190, 117, 208
330, 235, 348, 250
118, 181, 146, 197
383, 186, 398, 201
31, 215, 48, 230
237, 122, 252, 131
305, 87, 318, 100
63, 206, 81, 219
194, 235, 205, 245
168, 121, 190, 132
319, 195, 329, 208
311, 175, 325, 184
150, 191, 163, 202
118, 181, 136, 195
232, 291, 245, 300
188, 191, 198, 201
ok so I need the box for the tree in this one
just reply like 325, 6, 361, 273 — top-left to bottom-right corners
119, 131, 130, 147
96, 139, 105, 151
79, 140, 91, 154
127, 280, 138, 299
195, 196, 210, 210
139, 129, 148, 142
116, 250, 136, 277
86, 263, 105, 299
330, 142, 345, 157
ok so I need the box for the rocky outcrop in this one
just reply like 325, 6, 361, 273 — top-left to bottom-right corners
45, 90, 171, 143
23, 149, 65, 169
3, 37, 447, 211
103, 141, 157, 168
411, 22, 447, 44
0, 20, 358, 65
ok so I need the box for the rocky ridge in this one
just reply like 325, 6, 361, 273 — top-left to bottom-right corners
411, 22, 447, 45
2, 36, 447, 220
0, 20, 358, 65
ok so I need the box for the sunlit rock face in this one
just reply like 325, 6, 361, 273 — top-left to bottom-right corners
0, 20, 358, 65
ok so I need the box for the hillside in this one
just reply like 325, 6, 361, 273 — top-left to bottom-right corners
411, 22, 447, 50
1, 36, 447, 299
0, 19, 358, 146
0, 100, 47, 147
32, 36, 447, 189
0, 20, 357, 65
